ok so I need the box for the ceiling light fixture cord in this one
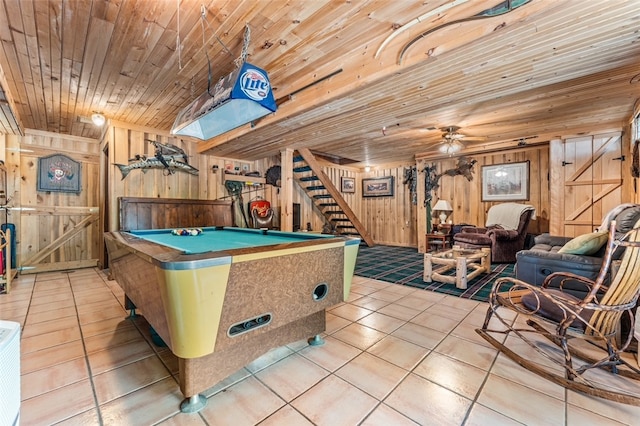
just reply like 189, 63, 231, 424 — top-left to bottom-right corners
199, 5, 237, 97
235, 24, 251, 68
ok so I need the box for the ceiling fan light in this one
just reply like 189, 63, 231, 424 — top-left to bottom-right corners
439, 141, 461, 155
91, 113, 106, 126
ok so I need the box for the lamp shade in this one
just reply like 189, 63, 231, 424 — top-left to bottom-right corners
433, 199, 453, 224
433, 200, 453, 212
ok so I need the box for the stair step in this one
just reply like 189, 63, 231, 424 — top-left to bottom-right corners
313, 194, 333, 199
293, 155, 304, 162
305, 185, 325, 191
293, 166, 312, 173
330, 218, 352, 222
299, 176, 320, 182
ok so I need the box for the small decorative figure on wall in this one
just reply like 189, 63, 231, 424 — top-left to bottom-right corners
37, 154, 81, 194
439, 156, 477, 182
403, 166, 417, 205
423, 163, 440, 233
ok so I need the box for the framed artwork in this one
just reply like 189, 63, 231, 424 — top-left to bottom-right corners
37, 154, 81, 194
362, 176, 394, 197
341, 176, 355, 193
481, 161, 529, 201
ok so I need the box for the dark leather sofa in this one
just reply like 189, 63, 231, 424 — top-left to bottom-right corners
515, 204, 640, 296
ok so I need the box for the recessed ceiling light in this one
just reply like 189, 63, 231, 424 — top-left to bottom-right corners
91, 113, 106, 126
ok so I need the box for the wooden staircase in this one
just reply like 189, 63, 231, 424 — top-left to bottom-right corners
294, 148, 374, 247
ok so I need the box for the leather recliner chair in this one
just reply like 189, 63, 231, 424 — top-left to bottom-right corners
453, 203, 536, 263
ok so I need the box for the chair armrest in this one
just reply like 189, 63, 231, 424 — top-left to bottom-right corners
516, 249, 602, 266
490, 276, 585, 306
460, 226, 487, 234
488, 228, 518, 240
534, 233, 573, 246
541, 270, 602, 292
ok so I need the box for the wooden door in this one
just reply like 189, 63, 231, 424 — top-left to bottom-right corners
560, 132, 622, 237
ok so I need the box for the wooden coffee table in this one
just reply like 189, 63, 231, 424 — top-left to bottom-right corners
424, 246, 491, 289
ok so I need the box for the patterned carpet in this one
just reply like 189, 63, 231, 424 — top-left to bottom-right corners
354, 244, 515, 302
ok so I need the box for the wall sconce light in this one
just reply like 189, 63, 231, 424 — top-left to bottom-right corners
364, 166, 371, 172
212, 165, 219, 173
91, 113, 106, 127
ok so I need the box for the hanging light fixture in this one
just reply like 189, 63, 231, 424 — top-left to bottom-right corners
171, 17, 276, 140
438, 126, 465, 155
439, 141, 462, 155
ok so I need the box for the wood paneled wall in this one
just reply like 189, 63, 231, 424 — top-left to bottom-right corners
3, 122, 634, 272
357, 166, 417, 247
106, 123, 268, 232
1, 130, 101, 272
415, 145, 550, 253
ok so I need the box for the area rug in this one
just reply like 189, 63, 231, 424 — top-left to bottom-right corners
354, 244, 515, 302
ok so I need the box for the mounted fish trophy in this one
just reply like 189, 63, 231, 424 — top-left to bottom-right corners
114, 140, 199, 180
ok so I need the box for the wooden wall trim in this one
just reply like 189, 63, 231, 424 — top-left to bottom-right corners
25, 128, 99, 144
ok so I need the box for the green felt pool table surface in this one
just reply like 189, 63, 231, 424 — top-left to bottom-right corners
128, 227, 335, 254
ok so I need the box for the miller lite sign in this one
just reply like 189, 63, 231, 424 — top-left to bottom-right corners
171, 62, 277, 140
240, 68, 271, 101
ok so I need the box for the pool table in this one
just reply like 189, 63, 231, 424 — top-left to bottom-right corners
104, 226, 360, 412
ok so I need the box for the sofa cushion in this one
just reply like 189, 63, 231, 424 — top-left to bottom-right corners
557, 231, 608, 255
615, 206, 640, 234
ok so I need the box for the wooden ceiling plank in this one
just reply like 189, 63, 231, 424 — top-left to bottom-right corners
61, 0, 91, 130
36, 0, 62, 132
0, 0, 28, 132
2, 0, 640, 166
14, 0, 45, 130
120, 0, 271, 125
95, 0, 165, 115
75, 15, 115, 122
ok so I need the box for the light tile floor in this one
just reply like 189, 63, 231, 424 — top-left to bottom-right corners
1, 269, 640, 425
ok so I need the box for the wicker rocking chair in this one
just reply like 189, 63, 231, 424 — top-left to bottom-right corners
476, 219, 640, 405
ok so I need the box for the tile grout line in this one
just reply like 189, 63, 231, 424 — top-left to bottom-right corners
68, 270, 105, 426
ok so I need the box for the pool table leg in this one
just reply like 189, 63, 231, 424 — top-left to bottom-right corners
180, 394, 207, 413
307, 334, 325, 346
124, 295, 138, 318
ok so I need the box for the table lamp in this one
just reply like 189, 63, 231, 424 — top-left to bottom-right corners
433, 199, 453, 224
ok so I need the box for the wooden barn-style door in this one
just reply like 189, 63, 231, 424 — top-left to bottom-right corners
551, 132, 623, 237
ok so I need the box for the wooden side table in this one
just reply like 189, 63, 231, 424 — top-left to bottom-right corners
425, 232, 451, 252
437, 223, 452, 235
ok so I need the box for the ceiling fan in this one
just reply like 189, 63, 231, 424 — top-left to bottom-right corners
438, 126, 484, 155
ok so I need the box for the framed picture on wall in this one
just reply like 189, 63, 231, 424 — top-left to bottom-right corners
481, 161, 529, 201
362, 176, 394, 197
341, 176, 355, 193
37, 154, 82, 194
